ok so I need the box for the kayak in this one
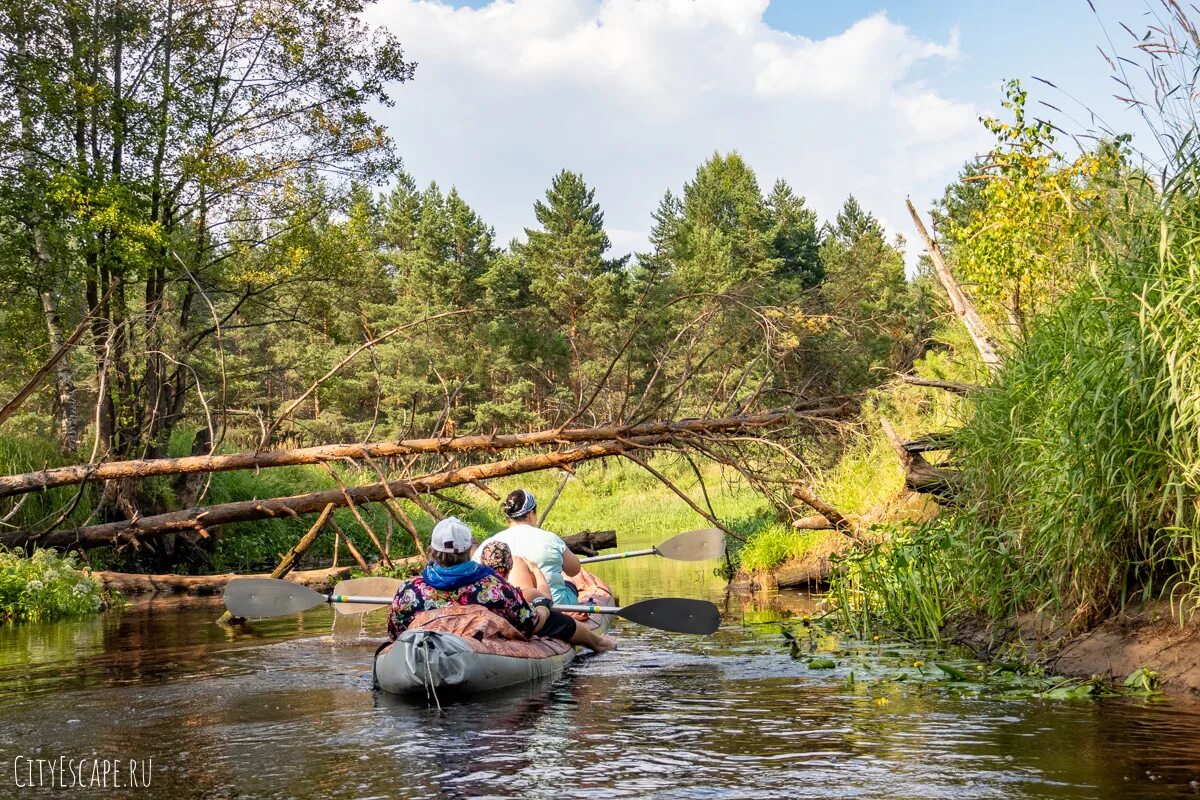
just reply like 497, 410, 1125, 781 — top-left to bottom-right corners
372, 569, 614, 695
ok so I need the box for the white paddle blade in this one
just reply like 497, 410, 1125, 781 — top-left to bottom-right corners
224, 578, 325, 618
656, 528, 727, 561
332, 577, 402, 614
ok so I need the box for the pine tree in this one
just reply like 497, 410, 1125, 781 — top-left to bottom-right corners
765, 179, 822, 288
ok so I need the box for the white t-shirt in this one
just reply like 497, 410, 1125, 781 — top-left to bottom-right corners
474, 524, 579, 605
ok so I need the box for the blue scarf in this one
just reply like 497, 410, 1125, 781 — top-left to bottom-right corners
422, 559, 495, 590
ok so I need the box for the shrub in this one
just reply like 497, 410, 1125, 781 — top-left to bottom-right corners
0, 548, 112, 622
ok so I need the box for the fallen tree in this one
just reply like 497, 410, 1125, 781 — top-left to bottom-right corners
0, 403, 848, 499
91, 565, 359, 596
881, 417, 959, 499
5, 435, 675, 549
89, 529, 618, 596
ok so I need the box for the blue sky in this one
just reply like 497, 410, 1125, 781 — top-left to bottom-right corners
364, 1, 1154, 267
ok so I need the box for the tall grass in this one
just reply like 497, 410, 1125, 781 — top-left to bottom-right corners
830, 521, 956, 641
829, 6, 1200, 632
944, 168, 1200, 619
837, 144, 1200, 631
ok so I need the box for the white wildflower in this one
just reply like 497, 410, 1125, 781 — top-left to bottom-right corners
26, 579, 44, 592
72, 583, 91, 597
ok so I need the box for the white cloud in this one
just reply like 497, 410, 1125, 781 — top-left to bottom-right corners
365, 0, 990, 269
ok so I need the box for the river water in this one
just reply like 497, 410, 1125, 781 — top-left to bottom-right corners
2, 539, 1200, 799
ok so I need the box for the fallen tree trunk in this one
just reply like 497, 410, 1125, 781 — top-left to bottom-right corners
0, 405, 837, 499
906, 199, 1001, 371
269, 503, 335, 579
94, 530, 617, 595
7, 435, 672, 549
881, 417, 959, 499
791, 485, 866, 544
562, 529, 616, 557
899, 432, 956, 453
792, 514, 835, 530
91, 566, 362, 596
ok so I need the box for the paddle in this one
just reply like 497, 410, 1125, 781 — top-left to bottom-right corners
329, 577, 402, 613
223, 577, 721, 634
579, 527, 726, 564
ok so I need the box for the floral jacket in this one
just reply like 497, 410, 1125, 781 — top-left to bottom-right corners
387, 561, 537, 640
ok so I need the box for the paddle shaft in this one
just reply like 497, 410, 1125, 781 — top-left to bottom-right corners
579, 548, 657, 564
553, 603, 621, 614
330, 594, 393, 605
326, 594, 623, 615
225, 577, 719, 633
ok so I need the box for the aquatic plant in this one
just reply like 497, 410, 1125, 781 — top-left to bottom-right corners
830, 521, 957, 641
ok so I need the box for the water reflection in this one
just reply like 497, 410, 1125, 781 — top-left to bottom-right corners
1, 532, 1199, 798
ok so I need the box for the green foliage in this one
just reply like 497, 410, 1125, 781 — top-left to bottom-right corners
833, 39, 1200, 630
0, 548, 111, 622
939, 174, 1200, 618
830, 521, 957, 642
945, 80, 1126, 326
738, 526, 823, 573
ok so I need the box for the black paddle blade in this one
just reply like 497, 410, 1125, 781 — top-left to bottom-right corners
618, 598, 721, 634
656, 528, 727, 561
224, 578, 326, 619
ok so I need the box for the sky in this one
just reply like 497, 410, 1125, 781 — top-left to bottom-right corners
361, 0, 1156, 268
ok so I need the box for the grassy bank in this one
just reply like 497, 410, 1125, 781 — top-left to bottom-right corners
832, 121, 1200, 641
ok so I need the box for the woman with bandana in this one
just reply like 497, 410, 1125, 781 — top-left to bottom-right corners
473, 489, 581, 605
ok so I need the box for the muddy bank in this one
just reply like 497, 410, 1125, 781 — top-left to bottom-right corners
951, 601, 1200, 694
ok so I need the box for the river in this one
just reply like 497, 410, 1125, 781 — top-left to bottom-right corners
2, 537, 1200, 799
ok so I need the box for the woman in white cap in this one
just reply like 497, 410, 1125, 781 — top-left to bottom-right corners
473, 489, 581, 605
387, 517, 615, 652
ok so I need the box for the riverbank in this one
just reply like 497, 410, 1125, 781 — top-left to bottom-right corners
949, 601, 1200, 694
730, 491, 941, 591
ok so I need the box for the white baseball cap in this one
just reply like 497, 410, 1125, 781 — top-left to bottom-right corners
430, 516, 474, 554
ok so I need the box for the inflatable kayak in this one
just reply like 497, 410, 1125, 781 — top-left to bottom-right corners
372, 570, 613, 696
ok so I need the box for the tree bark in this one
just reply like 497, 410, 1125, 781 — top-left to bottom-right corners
881, 417, 958, 498
0, 285, 104, 437
0, 407, 817, 498
270, 503, 336, 579
91, 565, 361, 596
790, 485, 866, 544
906, 198, 1001, 370
10, 435, 673, 549
39, 287, 80, 452
561, 529, 617, 557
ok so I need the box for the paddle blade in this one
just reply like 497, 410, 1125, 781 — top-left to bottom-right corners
655, 528, 727, 561
332, 577, 402, 614
224, 578, 326, 619
617, 598, 721, 634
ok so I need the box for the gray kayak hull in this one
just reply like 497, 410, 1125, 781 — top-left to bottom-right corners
374, 570, 614, 695
373, 628, 588, 695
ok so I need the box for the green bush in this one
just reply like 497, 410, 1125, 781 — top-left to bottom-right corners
0, 548, 111, 622
738, 525, 822, 573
